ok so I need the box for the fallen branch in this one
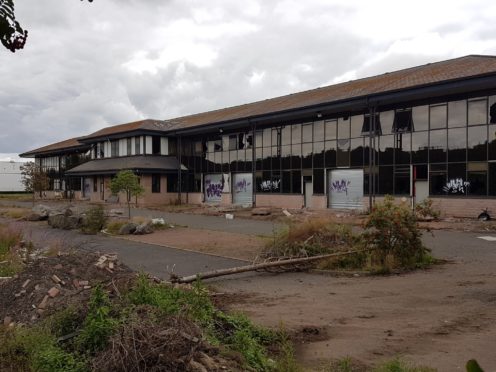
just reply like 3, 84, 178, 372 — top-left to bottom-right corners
171, 249, 371, 283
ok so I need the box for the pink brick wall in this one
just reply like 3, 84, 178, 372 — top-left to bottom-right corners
255, 194, 304, 209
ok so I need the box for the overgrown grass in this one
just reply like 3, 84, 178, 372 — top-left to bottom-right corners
0, 207, 31, 219
0, 193, 32, 201
373, 358, 437, 372
104, 220, 127, 235
0, 224, 23, 276
81, 205, 107, 234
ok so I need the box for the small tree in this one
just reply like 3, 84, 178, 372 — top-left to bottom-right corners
109, 170, 144, 219
20, 161, 50, 205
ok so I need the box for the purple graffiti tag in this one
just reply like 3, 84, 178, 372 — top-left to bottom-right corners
234, 178, 251, 193
330, 179, 351, 195
205, 180, 223, 198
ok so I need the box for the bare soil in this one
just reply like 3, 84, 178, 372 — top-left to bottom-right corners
122, 227, 267, 261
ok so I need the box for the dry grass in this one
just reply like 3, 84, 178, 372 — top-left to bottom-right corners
0, 207, 31, 220
0, 224, 24, 276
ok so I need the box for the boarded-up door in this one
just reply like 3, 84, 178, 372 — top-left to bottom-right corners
204, 174, 223, 203
328, 169, 364, 209
232, 173, 253, 206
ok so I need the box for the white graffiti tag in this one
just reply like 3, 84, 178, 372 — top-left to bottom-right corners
443, 178, 470, 194
260, 180, 280, 191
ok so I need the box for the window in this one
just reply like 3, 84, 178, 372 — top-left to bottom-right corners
490, 102, 496, 124
281, 127, 291, 146
93, 176, 98, 192
292, 170, 302, 193
394, 133, 411, 164
167, 174, 178, 192
313, 169, 325, 194
127, 138, 132, 156
337, 117, 350, 139
467, 162, 487, 196
412, 105, 429, 131
194, 141, 203, 155
468, 99, 487, 126
336, 139, 350, 167
393, 110, 413, 133
448, 127, 466, 162
361, 114, 382, 135
151, 174, 161, 193
429, 130, 447, 163
314, 121, 325, 140
411, 131, 428, 163
325, 119, 337, 140
448, 100, 467, 128
228, 135, 237, 150
97, 143, 104, 158
111, 140, 119, 157
135, 137, 141, 155
378, 135, 394, 165
430, 104, 447, 129
394, 166, 410, 195
430, 164, 447, 195
467, 125, 487, 161
152, 136, 161, 155
291, 124, 302, 144
302, 123, 313, 143
379, 166, 393, 194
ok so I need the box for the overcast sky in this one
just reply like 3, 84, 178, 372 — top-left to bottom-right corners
1, 0, 495, 161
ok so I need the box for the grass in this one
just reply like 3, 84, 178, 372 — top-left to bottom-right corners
373, 358, 437, 372
0, 224, 23, 276
0, 207, 31, 219
0, 193, 32, 202
104, 220, 127, 235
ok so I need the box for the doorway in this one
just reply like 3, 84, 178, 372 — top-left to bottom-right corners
304, 176, 313, 208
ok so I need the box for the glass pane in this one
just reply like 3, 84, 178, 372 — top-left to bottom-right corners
262, 147, 271, 169
325, 140, 336, 168
448, 127, 466, 162
380, 110, 394, 133
291, 124, 302, 144
281, 145, 291, 169
448, 100, 467, 128
271, 147, 281, 169
394, 167, 410, 195
468, 99, 487, 126
302, 143, 313, 168
325, 120, 337, 140
262, 128, 271, 147
350, 138, 363, 166
489, 96, 496, 124
313, 169, 325, 194
447, 163, 467, 195
467, 125, 487, 161
412, 131, 428, 163
489, 124, 496, 160
313, 141, 324, 168
394, 133, 411, 164
379, 166, 394, 194
291, 143, 302, 169
255, 130, 263, 148
350, 115, 363, 138
292, 170, 302, 193
302, 123, 313, 143
281, 126, 291, 145
489, 163, 496, 195
429, 129, 447, 163
314, 121, 325, 141
281, 171, 291, 193
430, 165, 447, 196
378, 135, 394, 165
467, 168, 487, 196
412, 105, 429, 131
430, 104, 447, 129
336, 139, 350, 167
338, 117, 350, 139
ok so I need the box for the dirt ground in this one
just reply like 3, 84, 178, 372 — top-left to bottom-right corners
122, 227, 267, 262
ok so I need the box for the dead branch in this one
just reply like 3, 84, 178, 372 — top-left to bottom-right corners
172, 249, 372, 283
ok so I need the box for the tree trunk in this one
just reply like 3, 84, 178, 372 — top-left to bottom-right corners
172, 249, 371, 283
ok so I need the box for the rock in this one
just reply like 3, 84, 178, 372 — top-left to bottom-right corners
151, 218, 165, 226
64, 215, 81, 230
3, 316, 12, 326
118, 222, 138, 235
26, 213, 44, 221
47, 287, 60, 298
38, 295, 49, 309
251, 208, 271, 216
109, 209, 125, 216
188, 360, 208, 372
48, 213, 81, 230
48, 213, 66, 228
32, 204, 51, 219
133, 222, 153, 235
198, 352, 217, 370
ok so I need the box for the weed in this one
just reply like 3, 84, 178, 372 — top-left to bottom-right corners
373, 358, 437, 372
415, 199, 441, 220
76, 285, 118, 353
46, 306, 84, 338
104, 220, 126, 235
0, 225, 23, 276
81, 205, 107, 234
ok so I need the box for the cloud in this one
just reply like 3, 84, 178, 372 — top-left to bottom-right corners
0, 0, 495, 159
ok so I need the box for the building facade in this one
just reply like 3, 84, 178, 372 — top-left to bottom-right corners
20, 55, 496, 216
0, 161, 25, 192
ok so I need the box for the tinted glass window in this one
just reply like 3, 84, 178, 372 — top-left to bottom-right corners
394, 132, 411, 164
281, 145, 291, 169
313, 141, 324, 168
152, 174, 161, 193
302, 123, 313, 143
394, 166, 410, 195
378, 135, 394, 165
314, 121, 325, 141
448, 100, 467, 128
350, 138, 363, 166
430, 165, 447, 195
291, 124, 301, 144
467, 162, 487, 196
468, 125, 487, 161
291, 143, 302, 169
448, 127, 466, 162
152, 136, 161, 155
325, 120, 337, 140
412, 105, 429, 131
361, 114, 381, 136
325, 140, 336, 168
468, 99, 487, 126
262, 128, 271, 147
280, 127, 291, 146
430, 104, 447, 129
281, 171, 291, 193
488, 124, 496, 160
379, 166, 393, 194
302, 143, 313, 168
350, 115, 363, 138
336, 139, 350, 167
411, 131, 428, 163
337, 117, 350, 139
393, 110, 412, 133
446, 163, 467, 195
489, 163, 496, 195
255, 130, 263, 148
292, 170, 302, 193
313, 169, 325, 194
429, 129, 447, 163
490, 98, 496, 124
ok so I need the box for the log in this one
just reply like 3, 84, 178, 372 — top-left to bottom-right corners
172, 249, 371, 283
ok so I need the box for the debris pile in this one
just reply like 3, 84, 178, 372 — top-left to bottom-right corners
0, 252, 133, 326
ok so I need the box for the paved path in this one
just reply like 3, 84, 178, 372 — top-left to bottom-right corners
4, 219, 245, 279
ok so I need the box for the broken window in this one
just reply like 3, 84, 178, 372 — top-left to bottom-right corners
392, 110, 413, 133
361, 114, 382, 135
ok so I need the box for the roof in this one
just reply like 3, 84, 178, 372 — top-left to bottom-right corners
19, 137, 89, 158
22, 55, 496, 155
65, 156, 186, 175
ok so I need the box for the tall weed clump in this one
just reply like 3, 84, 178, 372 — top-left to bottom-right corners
364, 196, 431, 270
81, 205, 107, 234
0, 225, 23, 276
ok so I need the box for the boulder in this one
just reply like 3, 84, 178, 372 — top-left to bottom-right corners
251, 208, 271, 216
48, 213, 82, 230
134, 222, 153, 235
65, 215, 81, 230
32, 204, 52, 220
151, 218, 165, 226
118, 222, 138, 235
48, 214, 66, 229
26, 213, 44, 221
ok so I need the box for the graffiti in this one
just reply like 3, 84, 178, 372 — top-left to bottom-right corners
443, 178, 470, 194
205, 181, 223, 198
234, 178, 251, 193
330, 179, 351, 195
260, 179, 280, 191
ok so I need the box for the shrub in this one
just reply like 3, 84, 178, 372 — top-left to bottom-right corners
373, 358, 436, 372
364, 196, 431, 270
415, 199, 441, 220
81, 205, 107, 234
104, 220, 126, 235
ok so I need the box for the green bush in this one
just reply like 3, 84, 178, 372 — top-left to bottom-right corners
415, 199, 441, 220
81, 205, 107, 234
373, 358, 436, 372
364, 196, 431, 270
76, 285, 118, 353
